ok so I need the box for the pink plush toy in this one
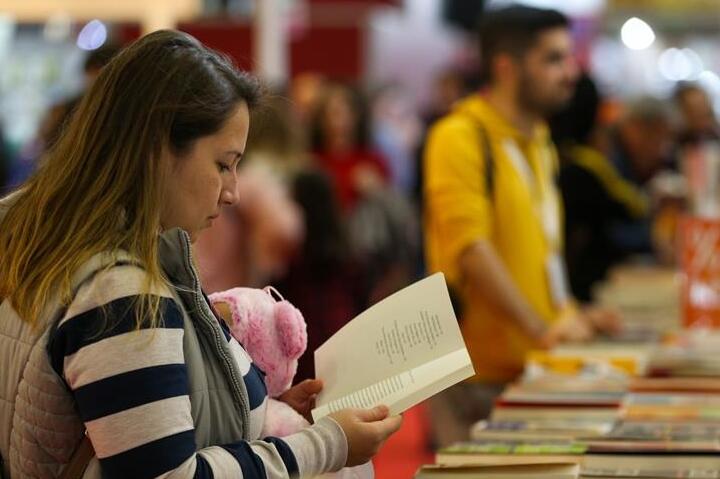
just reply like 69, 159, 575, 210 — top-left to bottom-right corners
209, 286, 310, 437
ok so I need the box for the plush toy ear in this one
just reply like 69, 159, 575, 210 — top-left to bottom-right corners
274, 301, 307, 360
264, 286, 284, 302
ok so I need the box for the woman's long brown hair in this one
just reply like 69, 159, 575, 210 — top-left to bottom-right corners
0, 30, 260, 328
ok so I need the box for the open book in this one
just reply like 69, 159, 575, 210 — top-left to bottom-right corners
311, 273, 475, 421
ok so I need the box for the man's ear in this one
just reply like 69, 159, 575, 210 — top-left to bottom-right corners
494, 52, 520, 85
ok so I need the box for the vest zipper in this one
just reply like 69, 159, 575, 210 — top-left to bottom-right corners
176, 231, 252, 440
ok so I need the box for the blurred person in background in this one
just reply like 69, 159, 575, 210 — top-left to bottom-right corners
370, 83, 425, 288
8, 43, 121, 189
310, 82, 418, 302
309, 82, 390, 213
194, 93, 307, 292
551, 73, 649, 302
610, 97, 674, 185
424, 69, 468, 127
424, 5, 620, 447
605, 97, 674, 256
290, 72, 327, 135
674, 82, 719, 148
371, 83, 422, 196
244, 94, 314, 177
43, 43, 122, 150
193, 161, 304, 292
275, 170, 369, 385
82, 43, 122, 85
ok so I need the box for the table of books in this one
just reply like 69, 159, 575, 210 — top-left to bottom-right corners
416, 265, 720, 479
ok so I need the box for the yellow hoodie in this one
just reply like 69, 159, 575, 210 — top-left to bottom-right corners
424, 94, 564, 383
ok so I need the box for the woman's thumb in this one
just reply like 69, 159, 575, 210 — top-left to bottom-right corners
355, 405, 390, 422
300, 379, 323, 394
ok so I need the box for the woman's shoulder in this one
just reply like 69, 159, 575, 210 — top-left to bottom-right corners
47, 253, 184, 377
64, 252, 175, 320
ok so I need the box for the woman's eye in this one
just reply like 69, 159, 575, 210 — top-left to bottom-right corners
218, 162, 231, 172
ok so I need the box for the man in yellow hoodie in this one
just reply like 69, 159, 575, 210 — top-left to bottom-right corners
424, 5, 619, 446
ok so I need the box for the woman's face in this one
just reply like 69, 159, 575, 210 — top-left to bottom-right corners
160, 102, 250, 242
322, 89, 356, 143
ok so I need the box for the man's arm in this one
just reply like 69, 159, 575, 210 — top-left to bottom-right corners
459, 240, 548, 340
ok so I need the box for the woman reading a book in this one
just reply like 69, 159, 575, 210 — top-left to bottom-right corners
0, 30, 401, 479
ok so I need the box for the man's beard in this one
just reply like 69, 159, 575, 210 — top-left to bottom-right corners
518, 74, 574, 117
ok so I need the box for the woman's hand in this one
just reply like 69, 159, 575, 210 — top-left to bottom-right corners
329, 405, 403, 467
278, 379, 323, 422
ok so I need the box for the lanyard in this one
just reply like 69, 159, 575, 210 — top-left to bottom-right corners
502, 138, 561, 251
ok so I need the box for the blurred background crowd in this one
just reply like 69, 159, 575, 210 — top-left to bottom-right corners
1, 0, 719, 476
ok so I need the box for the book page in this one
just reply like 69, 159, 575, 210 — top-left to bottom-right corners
312, 273, 474, 420
313, 348, 473, 419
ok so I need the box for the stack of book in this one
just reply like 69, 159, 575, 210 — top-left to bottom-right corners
592, 265, 680, 330
644, 331, 720, 378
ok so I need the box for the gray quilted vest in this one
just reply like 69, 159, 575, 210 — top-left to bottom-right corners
0, 194, 250, 478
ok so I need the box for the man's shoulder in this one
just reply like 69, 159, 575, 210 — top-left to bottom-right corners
428, 109, 484, 143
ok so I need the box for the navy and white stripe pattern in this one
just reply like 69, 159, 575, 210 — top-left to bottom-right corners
47, 264, 300, 479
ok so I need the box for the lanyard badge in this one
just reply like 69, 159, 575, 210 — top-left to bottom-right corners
503, 139, 569, 308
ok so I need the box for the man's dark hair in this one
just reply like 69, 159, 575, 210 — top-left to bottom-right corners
479, 5, 569, 84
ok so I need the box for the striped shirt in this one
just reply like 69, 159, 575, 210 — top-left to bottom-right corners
47, 264, 346, 479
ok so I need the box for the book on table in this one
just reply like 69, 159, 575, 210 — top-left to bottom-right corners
436, 440, 588, 467
470, 419, 617, 442
436, 441, 720, 476
605, 420, 720, 441
620, 392, 720, 422
414, 462, 580, 479
490, 405, 619, 423
580, 454, 720, 478
436, 436, 720, 468
629, 376, 720, 393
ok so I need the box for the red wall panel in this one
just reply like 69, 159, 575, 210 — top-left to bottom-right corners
178, 20, 254, 71
290, 26, 364, 80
